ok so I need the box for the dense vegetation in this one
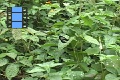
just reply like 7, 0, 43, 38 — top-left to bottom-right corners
0, 0, 120, 80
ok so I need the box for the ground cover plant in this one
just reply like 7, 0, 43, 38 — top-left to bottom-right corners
0, 0, 120, 80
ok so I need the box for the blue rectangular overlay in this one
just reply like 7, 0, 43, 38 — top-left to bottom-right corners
12, 22, 22, 28
7, 7, 28, 28
12, 13, 22, 21
12, 7, 22, 12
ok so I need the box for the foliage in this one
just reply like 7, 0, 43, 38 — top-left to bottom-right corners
0, 0, 120, 80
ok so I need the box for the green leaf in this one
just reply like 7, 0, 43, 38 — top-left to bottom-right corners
91, 63, 102, 71
104, 35, 116, 47
116, 68, 120, 76
22, 35, 39, 42
27, 27, 38, 35
104, 0, 115, 4
81, 16, 93, 26
5, 63, 19, 80
105, 74, 120, 80
84, 69, 98, 79
0, 18, 6, 28
22, 77, 38, 80
29, 35, 39, 42
53, 22, 64, 27
104, 11, 116, 17
48, 8, 62, 17
20, 58, 32, 67
36, 61, 62, 73
104, 56, 120, 69
0, 58, 8, 66
85, 47, 100, 55
106, 67, 118, 75
42, 43, 57, 48
94, 16, 109, 25
35, 31, 47, 36
68, 71, 84, 80
58, 37, 75, 50
0, 29, 8, 35
0, 53, 7, 58
36, 61, 62, 68
66, 8, 75, 16
47, 73, 62, 80
6, 53, 17, 59
27, 67, 45, 73
66, 16, 79, 25
40, 4, 51, 10
80, 63, 89, 72
84, 35, 99, 45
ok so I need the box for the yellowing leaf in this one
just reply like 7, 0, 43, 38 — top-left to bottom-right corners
12, 29, 22, 40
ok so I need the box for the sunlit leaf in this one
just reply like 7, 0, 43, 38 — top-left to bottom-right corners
84, 35, 99, 45
5, 63, 19, 80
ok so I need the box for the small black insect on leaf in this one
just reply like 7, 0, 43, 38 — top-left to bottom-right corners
59, 36, 69, 43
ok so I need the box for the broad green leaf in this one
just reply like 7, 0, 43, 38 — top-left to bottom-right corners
68, 71, 84, 80
27, 27, 38, 34
36, 61, 62, 73
84, 35, 99, 45
84, 69, 98, 79
0, 29, 8, 35
0, 53, 7, 58
47, 73, 62, 80
0, 58, 8, 66
31, 9, 37, 15
36, 61, 62, 68
42, 43, 57, 48
36, 53, 46, 61
80, 63, 89, 72
21, 35, 29, 41
91, 63, 102, 71
0, 18, 6, 28
81, 16, 93, 26
41, 43, 56, 51
5, 63, 19, 80
48, 8, 62, 17
27, 67, 45, 73
51, 3, 59, 8
104, 56, 120, 69
40, 4, 51, 10
85, 47, 100, 55
104, 0, 116, 4
6, 53, 17, 59
112, 27, 120, 33
22, 77, 38, 80
29, 35, 39, 42
58, 37, 75, 50
66, 8, 75, 16
94, 16, 109, 25
35, 31, 47, 36
30, 72, 44, 77
106, 67, 118, 75
20, 58, 32, 67
27, 28, 47, 36
53, 22, 64, 27
104, 35, 116, 47
105, 74, 120, 80
22, 35, 39, 42
66, 16, 79, 25
104, 11, 116, 17
28, 56, 34, 62
116, 68, 120, 76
